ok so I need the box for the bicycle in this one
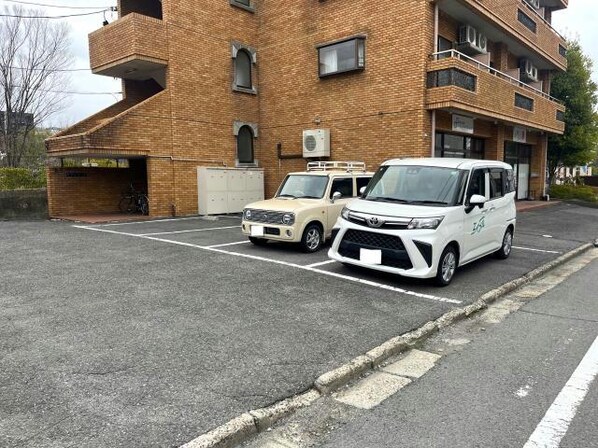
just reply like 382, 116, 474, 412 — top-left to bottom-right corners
119, 183, 149, 215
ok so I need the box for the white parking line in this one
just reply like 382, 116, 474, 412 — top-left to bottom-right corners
138, 226, 239, 236
306, 259, 337, 268
94, 216, 211, 227
513, 246, 561, 254
208, 241, 251, 248
74, 225, 460, 305
524, 335, 598, 448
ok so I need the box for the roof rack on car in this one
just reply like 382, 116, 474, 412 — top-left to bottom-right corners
306, 161, 367, 173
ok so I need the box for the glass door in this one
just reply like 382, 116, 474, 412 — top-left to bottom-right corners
504, 142, 532, 200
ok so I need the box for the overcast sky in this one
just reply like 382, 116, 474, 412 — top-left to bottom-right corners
1, 0, 596, 127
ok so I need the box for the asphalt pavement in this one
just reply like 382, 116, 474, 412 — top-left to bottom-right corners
245, 248, 598, 448
320, 251, 598, 447
1, 202, 597, 447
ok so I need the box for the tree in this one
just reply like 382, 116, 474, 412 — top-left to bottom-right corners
0, 6, 73, 168
548, 40, 598, 185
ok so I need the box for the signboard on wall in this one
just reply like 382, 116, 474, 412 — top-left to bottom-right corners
452, 114, 474, 134
513, 126, 527, 143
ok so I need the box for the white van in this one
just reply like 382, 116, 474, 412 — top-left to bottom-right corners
328, 158, 517, 286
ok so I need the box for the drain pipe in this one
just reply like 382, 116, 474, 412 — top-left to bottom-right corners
434, 2, 439, 54
431, 2, 439, 157
431, 110, 436, 157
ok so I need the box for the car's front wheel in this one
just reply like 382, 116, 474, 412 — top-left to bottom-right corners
301, 224, 323, 253
494, 228, 513, 259
435, 245, 458, 286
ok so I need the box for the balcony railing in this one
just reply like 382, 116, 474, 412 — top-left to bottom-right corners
427, 50, 565, 134
432, 50, 562, 104
456, 0, 567, 70
520, 0, 567, 42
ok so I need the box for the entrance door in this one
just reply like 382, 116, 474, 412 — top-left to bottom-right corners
504, 142, 532, 200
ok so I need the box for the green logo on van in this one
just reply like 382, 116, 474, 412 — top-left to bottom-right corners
471, 216, 486, 235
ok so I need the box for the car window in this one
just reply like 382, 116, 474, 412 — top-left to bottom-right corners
504, 169, 516, 193
365, 165, 465, 206
467, 169, 486, 200
489, 169, 503, 199
277, 175, 329, 199
330, 177, 353, 199
356, 177, 372, 196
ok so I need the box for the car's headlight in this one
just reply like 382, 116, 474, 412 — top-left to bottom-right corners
407, 216, 444, 230
341, 207, 350, 220
281, 213, 295, 225
244, 209, 252, 220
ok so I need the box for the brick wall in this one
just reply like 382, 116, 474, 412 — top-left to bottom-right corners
258, 0, 433, 196
45, 0, 565, 217
46, 167, 142, 216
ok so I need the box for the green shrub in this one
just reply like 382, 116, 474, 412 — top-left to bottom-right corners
549, 183, 597, 202
0, 168, 47, 190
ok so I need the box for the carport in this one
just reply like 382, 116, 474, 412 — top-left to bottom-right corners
45, 154, 148, 220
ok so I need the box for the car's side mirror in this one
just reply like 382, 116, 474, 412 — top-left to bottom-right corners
465, 194, 487, 214
331, 191, 342, 203
359, 186, 367, 197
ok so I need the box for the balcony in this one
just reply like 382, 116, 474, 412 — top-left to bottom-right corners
426, 51, 565, 134
439, 0, 567, 71
89, 13, 168, 84
542, 0, 568, 10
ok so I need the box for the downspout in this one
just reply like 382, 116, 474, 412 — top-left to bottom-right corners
431, 2, 439, 157
434, 2, 439, 53
431, 111, 436, 157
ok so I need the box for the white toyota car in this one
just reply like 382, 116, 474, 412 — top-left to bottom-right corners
328, 158, 517, 286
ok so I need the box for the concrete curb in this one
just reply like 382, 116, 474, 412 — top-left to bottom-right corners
179, 242, 593, 448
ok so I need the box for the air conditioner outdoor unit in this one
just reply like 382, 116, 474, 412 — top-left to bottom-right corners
303, 129, 331, 158
525, 0, 541, 9
520, 59, 539, 83
458, 25, 487, 55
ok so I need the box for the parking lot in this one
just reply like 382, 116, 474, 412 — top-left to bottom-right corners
1, 202, 597, 447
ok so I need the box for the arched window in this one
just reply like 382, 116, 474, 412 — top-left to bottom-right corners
235, 50, 252, 89
237, 126, 254, 164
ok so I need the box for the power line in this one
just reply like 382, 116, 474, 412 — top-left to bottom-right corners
52, 90, 122, 95
8, 65, 91, 72
0, 8, 112, 19
8, 85, 122, 95
0, 0, 113, 9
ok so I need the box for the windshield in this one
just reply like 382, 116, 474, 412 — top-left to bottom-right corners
363, 165, 467, 206
276, 175, 329, 199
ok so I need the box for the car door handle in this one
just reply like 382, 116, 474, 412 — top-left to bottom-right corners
481, 209, 488, 214
489, 207, 496, 212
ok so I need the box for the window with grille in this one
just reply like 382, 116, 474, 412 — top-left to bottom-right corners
556, 110, 565, 122
515, 93, 534, 111
427, 69, 476, 92
518, 10, 537, 33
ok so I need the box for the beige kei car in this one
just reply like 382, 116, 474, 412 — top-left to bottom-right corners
242, 162, 373, 252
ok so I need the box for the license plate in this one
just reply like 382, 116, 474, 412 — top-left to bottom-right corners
360, 248, 382, 265
251, 225, 265, 237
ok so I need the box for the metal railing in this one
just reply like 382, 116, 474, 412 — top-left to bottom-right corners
520, 0, 568, 44
307, 161, 367, 173
430, 50, 563, 105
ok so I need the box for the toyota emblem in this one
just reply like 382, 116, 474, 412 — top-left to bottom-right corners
367, 217, 384, 228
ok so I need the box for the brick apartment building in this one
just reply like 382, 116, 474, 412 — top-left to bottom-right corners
45, 0, 568, 218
